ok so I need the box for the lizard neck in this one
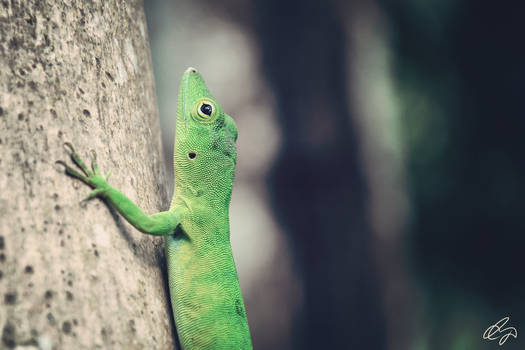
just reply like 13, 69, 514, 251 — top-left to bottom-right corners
171, 157, 235, 214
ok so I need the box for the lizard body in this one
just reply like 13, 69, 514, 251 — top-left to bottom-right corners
58, 67, 252, 349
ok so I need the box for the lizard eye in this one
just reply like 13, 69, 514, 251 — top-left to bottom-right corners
197, 102, 214, 118
200, 103, 213, 116
193, 99, 219, 124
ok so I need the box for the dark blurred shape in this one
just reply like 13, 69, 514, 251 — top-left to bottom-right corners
381, 0, 525, 348
253, 1, 386, 349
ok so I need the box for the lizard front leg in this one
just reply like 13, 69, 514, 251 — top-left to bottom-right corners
57, 142, 182, 236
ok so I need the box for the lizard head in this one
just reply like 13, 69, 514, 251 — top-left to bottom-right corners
173, 67, 238, 204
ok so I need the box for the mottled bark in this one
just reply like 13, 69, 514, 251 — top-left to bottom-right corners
0, 1, 176, 349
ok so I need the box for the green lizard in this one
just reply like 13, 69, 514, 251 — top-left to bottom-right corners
57, 67, 253, 349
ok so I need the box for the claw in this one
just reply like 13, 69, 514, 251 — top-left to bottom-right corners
105, 170, 112, 181
63, 142, 75, 153
91, 149, 101, 175
63, 142, 92, 177
56, 160, 94, 186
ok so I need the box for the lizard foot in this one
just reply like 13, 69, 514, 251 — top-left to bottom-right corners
56, 142, 111, 200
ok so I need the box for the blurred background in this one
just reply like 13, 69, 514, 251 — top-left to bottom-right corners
144, 0, 525, 349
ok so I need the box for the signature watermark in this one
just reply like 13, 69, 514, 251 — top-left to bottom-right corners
483, 316, 518, 346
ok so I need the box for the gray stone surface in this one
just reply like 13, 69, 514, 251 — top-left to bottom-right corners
0, 1, 176, 348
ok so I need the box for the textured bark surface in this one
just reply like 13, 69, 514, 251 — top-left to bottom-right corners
0, 1, 177, 349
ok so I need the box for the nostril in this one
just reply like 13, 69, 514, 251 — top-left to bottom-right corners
188, 152, 196, 159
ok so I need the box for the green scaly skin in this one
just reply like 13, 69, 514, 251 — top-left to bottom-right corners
58, 67, 253, 349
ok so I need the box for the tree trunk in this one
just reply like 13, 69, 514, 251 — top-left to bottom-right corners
0, 1, 177, 349
253, 1, 386, 349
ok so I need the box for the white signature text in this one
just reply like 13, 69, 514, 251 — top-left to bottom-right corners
483, 316, 518, 346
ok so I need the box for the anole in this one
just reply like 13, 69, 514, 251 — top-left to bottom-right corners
57, 67, 253, 349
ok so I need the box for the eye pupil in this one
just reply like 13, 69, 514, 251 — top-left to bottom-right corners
200, 103, 212, 116
188, 152, 196, 159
